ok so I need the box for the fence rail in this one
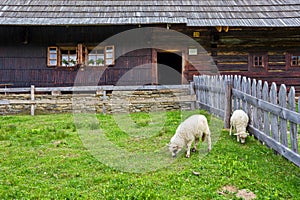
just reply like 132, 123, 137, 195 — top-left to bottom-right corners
193, 75, 300, 167
0, 84, 195, 116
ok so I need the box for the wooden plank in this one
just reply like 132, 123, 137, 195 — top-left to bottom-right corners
248, 125, 300, 168
279, 84, 288, 147
190, 82, 196, 110
256, 80, 264, 130
224, 79, 232, 129
262, 81, 270, 136
246, 77, 252, 125
232, 75, 238, 110
252, 79, 257, 128
270, 83, 279, 142
0, 100, 9, 105
242, 77, 247, 111
0, 87, 31, 93
30, 85, 35, 116
288, 87, 298, 153
0, 84, 191, 94
197, 101, 225, 119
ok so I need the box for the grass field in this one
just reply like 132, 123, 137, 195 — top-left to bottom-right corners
0, 110, 300, 199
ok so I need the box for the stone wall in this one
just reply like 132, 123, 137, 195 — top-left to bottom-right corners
0, 88, 195, 115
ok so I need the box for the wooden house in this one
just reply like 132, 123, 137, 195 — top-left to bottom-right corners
0, 1, 300, 91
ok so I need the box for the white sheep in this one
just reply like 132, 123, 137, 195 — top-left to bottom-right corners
168, 114, 212, 158
230, 109, 249, 144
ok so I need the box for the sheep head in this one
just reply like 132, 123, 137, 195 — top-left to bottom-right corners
167, 143, 182, 158
234, 131, 249, 144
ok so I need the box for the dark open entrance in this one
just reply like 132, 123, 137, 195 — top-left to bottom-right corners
157, 52, 182, 85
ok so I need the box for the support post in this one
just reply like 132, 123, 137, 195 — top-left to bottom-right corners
102, 90, 107, 115
30, 85, 35, 116
224, 81, 232, 129
190, 81, 196, 110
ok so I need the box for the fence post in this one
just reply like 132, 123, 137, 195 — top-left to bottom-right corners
102, 90, 107, 115
224, 80, 232, 129
190, 81, 196, 110
30, 85, 35, 116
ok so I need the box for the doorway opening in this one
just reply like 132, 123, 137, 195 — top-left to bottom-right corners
157, 52, 182, 85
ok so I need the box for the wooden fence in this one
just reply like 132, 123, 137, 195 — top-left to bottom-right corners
193, 75, 300, 167
0, 84, 196, 115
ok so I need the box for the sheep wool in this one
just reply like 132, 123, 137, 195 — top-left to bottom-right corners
230, 109, 249, 143
168, 114, 212, 158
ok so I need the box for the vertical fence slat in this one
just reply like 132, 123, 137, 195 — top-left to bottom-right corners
279, 84, 288, 147
256, 80, 263, 130
252, 79, 257, 128
224, 79, 233, 129
233, 75, 238, 110
263, 81, 270, 136
30, 85, 35, 116
270, 83, 279, 142
288, 87, 298, 153
247, 77, 252, 126
242, 77, 247, 111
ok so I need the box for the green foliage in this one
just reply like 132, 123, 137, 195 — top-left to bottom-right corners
0, 111, 299, 199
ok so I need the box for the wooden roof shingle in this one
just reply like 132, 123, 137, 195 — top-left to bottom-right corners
0, 0, 299, 27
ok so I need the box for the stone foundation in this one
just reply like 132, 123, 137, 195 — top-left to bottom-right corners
0, 88, 195, 115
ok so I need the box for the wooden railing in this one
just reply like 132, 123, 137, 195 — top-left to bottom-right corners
0, 84, 196, 115
193, 75, 300, 167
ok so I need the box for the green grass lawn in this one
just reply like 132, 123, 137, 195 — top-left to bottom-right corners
0, 110, 300, 199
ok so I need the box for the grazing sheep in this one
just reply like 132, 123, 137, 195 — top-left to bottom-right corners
230, 109, 249, 144
168, 114, 212, 158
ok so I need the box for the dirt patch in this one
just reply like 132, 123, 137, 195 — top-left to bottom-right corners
236, 189, 257, 200
218, 185, 256, 200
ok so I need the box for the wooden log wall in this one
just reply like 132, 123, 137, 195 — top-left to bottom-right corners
0, 25, 300, 92
175, 26, 300, 93
0, 25, 153, 87
212, 27, 300, 93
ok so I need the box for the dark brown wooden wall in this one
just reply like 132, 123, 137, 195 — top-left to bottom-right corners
0, 25, 153, 87
180, 26, 300, 93
0, 25, 300, 93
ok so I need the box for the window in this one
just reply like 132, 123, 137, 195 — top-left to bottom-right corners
47, 44, 115, 67
47, 47, 58, 66
61, 47, 77, 67
253, 55, 263, 67
105, 46, 115, 65
249, 53, 268, 69
290, 53, 300, 67
88, 48, 105, 66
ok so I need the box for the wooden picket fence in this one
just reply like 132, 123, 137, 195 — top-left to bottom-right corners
193, 75, 300, 167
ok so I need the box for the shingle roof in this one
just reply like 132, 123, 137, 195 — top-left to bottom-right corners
0, 0, 299, 27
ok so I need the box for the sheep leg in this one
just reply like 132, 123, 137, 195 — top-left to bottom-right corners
236, 134, 240, 142
186, 140, 193, 158
229, 124, 232, 135
192, 137, 199, 152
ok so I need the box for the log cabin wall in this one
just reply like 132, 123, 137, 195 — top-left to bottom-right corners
0, 25, 153, 87
212, 27, 300, 92
174, 26, 300, 92
0, 25, 300, 92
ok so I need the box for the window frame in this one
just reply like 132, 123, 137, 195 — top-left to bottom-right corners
287, 52, 300, 68
104, 45, 115, 66
47, 46, 59, 67
60, 46, 77, 67
248, 52, 268, 71
87, 47, 105, 66
47, 44, 115, 67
